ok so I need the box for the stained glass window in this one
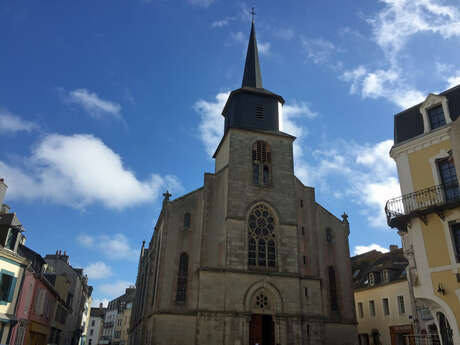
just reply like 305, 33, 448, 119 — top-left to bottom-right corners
248, 204, 276, 268
175, 253, 188, 303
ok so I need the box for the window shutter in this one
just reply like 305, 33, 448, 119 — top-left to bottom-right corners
7, 276, 17, 302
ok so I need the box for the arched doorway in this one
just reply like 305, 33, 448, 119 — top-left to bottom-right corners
438, 312, 454, 345
245, 283, 282, 345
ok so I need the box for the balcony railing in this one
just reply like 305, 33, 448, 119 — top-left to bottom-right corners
385, 183, 460, 229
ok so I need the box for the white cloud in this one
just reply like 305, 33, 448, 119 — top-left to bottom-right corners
301, 37, 342, 65
0, 134, 182, 209
305, 139, 400, 228
194, 92, 228, 156
77, 234, 95, 248
85, 261, 113, 280
101, 234, 139, 260
92, 298, 109, 308
370, 0, 460, 60
100, 280, 133, 298
447, 73, 460, 89
341, 0, 460, 108
281, 102, 318, 159
258, 42, 271, 56
188, 0, 215, 7
230, 32, 245, 43
341, 66, 367, 94
274, 28, 294, 40
78, 233, 139, 261
354, 243, 389, 256
212, 19, 229, 28
341, 66, 425, 108
67, 89, 122, 119
0, 109, 38, 134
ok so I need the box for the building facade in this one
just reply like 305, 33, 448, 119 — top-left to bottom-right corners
386, 86, 460, 344
0, 180, 28, 345
101, 288, 135, 345
45, 251, 93, 345
130, 22, 357, 345
351, 246, 426, 345
87, 305, 106, 345
10, 244, 70, 345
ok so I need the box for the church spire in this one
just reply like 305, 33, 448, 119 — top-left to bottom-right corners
242, 21, 263, 88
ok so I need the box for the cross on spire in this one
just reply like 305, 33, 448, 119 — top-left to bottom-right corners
251, 7, 256, 23
163, 190, 172, 201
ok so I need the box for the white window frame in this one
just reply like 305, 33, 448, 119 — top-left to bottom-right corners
369, 272, 375, 286
420, 94, 452, 133
397, 295, 406, 314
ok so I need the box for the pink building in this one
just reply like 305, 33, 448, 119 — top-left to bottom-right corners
10, 245, 67, 345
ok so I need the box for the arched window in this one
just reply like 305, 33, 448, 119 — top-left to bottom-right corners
326, 228, 333, 242
248, 204, 276, 268
175, 253, 188, 303
329, 266, 338, 311
252, 141, 271, 185
184, 212, 191, 230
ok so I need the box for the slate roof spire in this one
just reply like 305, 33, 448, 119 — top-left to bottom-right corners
242, 21, 263, 88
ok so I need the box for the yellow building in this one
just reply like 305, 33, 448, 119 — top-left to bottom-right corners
386, 85, 460, 345
0, 210, 28, 344
352, 247, 423, 345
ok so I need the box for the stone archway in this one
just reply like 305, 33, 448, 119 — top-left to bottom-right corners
416, 297, 458, 345
244, 281, 283, 345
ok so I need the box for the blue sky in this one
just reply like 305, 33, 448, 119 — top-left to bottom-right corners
2, 0, 460, 305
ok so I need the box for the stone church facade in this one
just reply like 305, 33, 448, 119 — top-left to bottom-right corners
130, 22, 358, 345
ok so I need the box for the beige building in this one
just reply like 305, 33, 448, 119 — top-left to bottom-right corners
352, 247, 423, 345
0, 180, 28, 344
130, 21, 357, 345
386, 86, 460, 345
101, 287, 135, 345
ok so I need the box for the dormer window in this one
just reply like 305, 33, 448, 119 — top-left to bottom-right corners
383, 269, 389, 283
428, 105, 446, 130
369, 272, 375, 286
419, 93, 452, 133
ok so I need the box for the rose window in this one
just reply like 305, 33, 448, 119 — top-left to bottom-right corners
255, 293, 269, 309
248, 204, 276, 267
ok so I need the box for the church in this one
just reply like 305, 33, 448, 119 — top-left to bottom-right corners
129, 21, 358, 345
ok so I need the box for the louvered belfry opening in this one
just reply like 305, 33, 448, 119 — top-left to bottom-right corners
255, 104, 265, 120
252, 141, 271, 185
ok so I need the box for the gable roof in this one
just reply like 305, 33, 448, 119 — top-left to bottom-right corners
351, 248, 408, 289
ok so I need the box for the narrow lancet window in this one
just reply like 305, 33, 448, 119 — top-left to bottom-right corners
175, 253, 188, 303
252, 141, 271, 186
184, 212, 191, 230
329, 266, 338, 311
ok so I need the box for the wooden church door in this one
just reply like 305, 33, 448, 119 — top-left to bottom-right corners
250, 315, 263, 345
250, 314, 275, 345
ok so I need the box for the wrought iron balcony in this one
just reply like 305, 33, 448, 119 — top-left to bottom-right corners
385, 183, 460, 229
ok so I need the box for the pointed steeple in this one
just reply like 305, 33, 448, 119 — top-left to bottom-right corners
242, 21, 263, 88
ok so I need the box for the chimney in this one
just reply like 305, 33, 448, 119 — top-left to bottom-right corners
0, 179, 7, 209
389, 245, 399, 252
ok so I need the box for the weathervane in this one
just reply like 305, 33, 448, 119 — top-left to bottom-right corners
251, 7, 256, 22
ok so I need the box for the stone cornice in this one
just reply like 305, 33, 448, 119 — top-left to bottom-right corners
198, 266, 320, 280
390, 125, 451, 159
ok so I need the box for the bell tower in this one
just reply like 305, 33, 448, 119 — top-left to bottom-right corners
221, 21, 285, 133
